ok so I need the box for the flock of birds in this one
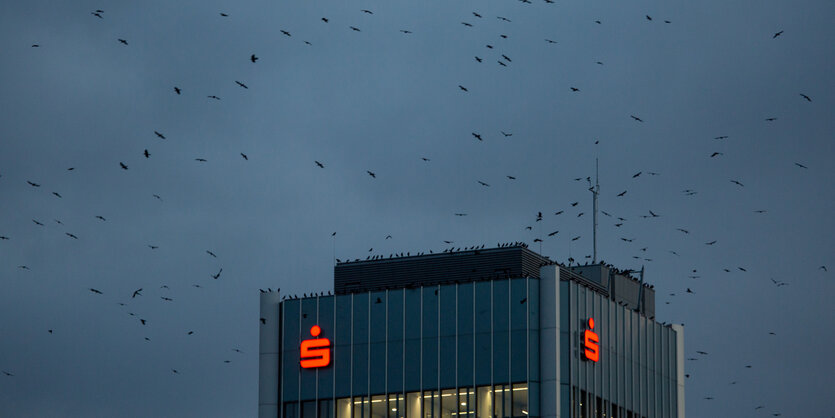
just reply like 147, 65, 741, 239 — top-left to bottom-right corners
1, 2, 830, 418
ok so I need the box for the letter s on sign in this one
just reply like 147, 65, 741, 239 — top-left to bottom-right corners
300, 325, 331, 368
583, 318, 599, 362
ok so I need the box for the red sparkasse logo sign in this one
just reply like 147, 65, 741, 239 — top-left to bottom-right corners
300, 325, 330, 368
584, 318, 600, 362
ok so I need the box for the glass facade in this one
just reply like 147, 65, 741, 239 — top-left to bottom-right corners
284, 384, 528, 418
262, 266, 683, 418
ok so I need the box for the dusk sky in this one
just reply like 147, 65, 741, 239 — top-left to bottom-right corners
1, 0, 833, 416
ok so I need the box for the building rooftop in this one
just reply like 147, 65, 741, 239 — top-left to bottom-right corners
333, 244, 655, 318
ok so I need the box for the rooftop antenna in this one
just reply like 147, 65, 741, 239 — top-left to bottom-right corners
588, 158, 600, 263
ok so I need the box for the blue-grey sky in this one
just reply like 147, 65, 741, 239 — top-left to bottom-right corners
1, 0, 833, 416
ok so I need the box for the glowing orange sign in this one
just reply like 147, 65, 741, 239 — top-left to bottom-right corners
583, 318, 600, 362
300, 325, 331, 368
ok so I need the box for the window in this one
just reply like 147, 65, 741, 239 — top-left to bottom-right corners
319, 400, 333, 418
406, 392, 421, 418
302, 401, 316, 418
511, 384, 527, 417
371, 395, 387, 418
285, 402, 299, 418
337, 398, 352, 418
476, 386, 491, 418
441, 389, 456, 417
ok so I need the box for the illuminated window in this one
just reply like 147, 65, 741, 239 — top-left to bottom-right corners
511, 384, 527, 417
441, 389, 456, 417
406, 392, 421, 418
337, 398, 352, 418
476, 386, 492, 418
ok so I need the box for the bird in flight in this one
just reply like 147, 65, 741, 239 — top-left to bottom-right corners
119, 162, 128, 170
506, 175, 516, 180
240, 153, 248, 160
400, 29, 412, 34
220, 12, 228, 17
154, 131, 166, 139
143, 149, 150, 158
632, 171, 642, 178
367, 171, 376, 178
206, 250, 217, 258
773, 30, 783, 38
91, 10, 103, 18
765, 117, 777, 121
321, 17, 328, 23
462, 22, 473, 27
705, 240, 717, 245
459, 85, 468, 92
501, 131, 512, 137
730, 179, 744, 187
207, 95, 221, 100
570, 87, 579, 92
617, 190, 627, 197
714, 135, 728, 140
89, 288, 103, 294
349, 26, 361, 32
251, 54, 258, 62
548, 231, 559, 236
545, 39, 557, 44
132, 288, 142, 298
472, 132, 482, 141
478, 181, 490, 187
361, 9, 373, 14
235, 81, 248, 89
710, 152, 723, 157
212, 268, 222, 279
677, 228, 689, 234
27, 180, 40, 187
474, 56, 482, 62
280, 30, 291, 37
52, 192, 62, 198
630, 115, 644, 122
454, 213, 467, 217
2, 371, 14, 377
315, 161, 324, 168
195, 158, 207, 162
173, 86, 181, 95
571, 236, 581, 241
646, 15, 652, 21
118, 39, 128, 45
65, 232, 78, 239
148, 245, 158, 249
799, 93, 812, 102
473, 12, 482, 17
794, 162, 808, 169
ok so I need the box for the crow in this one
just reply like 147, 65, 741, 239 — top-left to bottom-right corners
235, 81, 248, 89
773, 30, 783, 38
144, 149, 150, 158
705, 240, 717, 245
400, 29, 412, 34
27, 181, 40, 187
119, 162, 128, 170
475, 56, 482, 62
730, 179, 744, 187
710, 152, 723, 157
154, 131, 166, 139
714, 135, 728, 140
462, 22, 473, 27
322, 18, 328, 23
220, 12, 228, 17
545, 39, 557, 44
617, 190, 627, 197
206, 250, 217, 258
132, 288, 142, 298
570, 87, 580, 92
799, 93, 811, 102
472, 132, 482, 141
195, 158, 207, 162
349, 26, 361, 32
361, 9, 373, 14
630, 115, 643, 122
315, 161, 324, 168
174, 87, 181, 94
118, 39, 128, 45
280, 30, 291, 37
240, 153, 248, 160
367, 171, 376, 178
207, 95, 221, 100
251, 54, 258, 62
548, 231, 559, 236
501, 131, 512, 137
765, 117, 777, 121
212, 268, 222, 279
478, 181, 490, 187
794, 162, 808, 169
459, 85, 468, 92
632, 171, 642, 178
65, 232, 78, 239
52, 192, 62, 198
473, 12, 482, 17
89, 288, 103, 294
